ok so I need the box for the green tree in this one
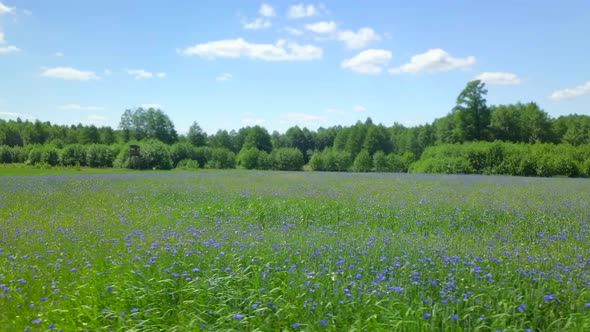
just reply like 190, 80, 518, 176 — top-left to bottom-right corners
187, 122, 207, 147
353, 150, 373, 172
452, 80, 490, 142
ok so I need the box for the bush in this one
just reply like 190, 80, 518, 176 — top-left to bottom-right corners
271, 148, 304, 171
238, 147, 260, 169
256, 151, 273, 170
373, 151, 389, 172
205, 148, 236, 169
310, 148, 352, 172
114, 140, 173, 170
170, 143, 196, 167
86, 144, 114, 168
176, 159, 200, 170
353, 150, 372, 172
61, 144, 87, 166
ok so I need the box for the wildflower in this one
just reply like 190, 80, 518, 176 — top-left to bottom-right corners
292, 323, 301, 328
319, 320, 327, 326
234, 314, 244, 320
423, 313, 431, 319
131, 308, 138, 313
518, 304, 527, 312
451, 314, 458, 321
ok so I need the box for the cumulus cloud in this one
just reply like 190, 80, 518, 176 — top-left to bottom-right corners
287, 112, 326, 122
285, 27, 304, 36
0, 111, 35, 120
127, 69, 166, 80
81, 115, 107, 126
342, 49, 392, 75
0, 45, 18, 54
41, 67, 99, 80
178, 38, 322, 61
548, 81, 590, 101
389, 48, 476, 74
141, 103, 162, 109
337, 27, 380, 49
217, 73, 233, 81
60, 104, 104, 111
242, 118, 267, 125
259, 3, 276, 17
475, 72, 522, 85
305, 21, 337, 34
0, 31, 19, 54
243, 18, 271, 30
354, 105, 367, 112
0, 2, 15, 15
287, 4, 317, 19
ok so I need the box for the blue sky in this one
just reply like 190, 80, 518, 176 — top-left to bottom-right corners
1, 1, 589, 134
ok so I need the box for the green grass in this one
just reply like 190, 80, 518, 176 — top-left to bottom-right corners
0, 170, 589, 331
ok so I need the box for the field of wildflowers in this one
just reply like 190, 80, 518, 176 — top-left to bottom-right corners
1, 171, 589, 331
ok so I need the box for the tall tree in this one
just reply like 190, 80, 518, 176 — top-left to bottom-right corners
187, 121, 207, 146
452, 80, 490, 142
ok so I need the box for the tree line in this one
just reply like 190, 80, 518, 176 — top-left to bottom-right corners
1, 80, 590, 176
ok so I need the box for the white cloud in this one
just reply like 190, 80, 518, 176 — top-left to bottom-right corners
141, 103, 161, 109
41, 67, 99, 80
285, 27, 304, 36
0, 111, 35, 120
81, 115, 107, 126
0, 32, 19, 54
324, 108, 341, 114
127, 69, 150, 79
354, 105, 367, 112
0, 2, 15, 15
287, 112, 326, 122
59, 104, 105, 111
217, 73, 233, 81
548, 81, 590, 101
127, 69, 166, 79
389, 48, 476, 75
0, 45, 18, 54
259, 3, 276, 17
288, 4, 317, 19
243, 18, 271, 30
305, 21, 337, 34
178, 38, 323, 61
475, 72, 521, 85
342, 49, 392, 75
242, 118, 267, 125
337, 27, 380, 49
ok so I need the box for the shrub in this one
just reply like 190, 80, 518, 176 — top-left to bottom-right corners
114, 140, 173, 170
176, 159, 200, 170
271, 148, 304, 171
238, 147, 260, 169
353, 150, 373, 172
373, 151, 389, 172
61, 144, 87, 166
86, 144, 114, 168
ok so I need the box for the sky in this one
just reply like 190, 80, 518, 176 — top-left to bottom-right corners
0, 1, 589, 134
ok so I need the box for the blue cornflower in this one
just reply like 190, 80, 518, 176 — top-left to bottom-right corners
451, 314, 458, 321
234, 314, 244, 320
32, 319, 41, 325
131, 308, 138, 313
423, 313, 431, 319
544, 294, 556, 302
319, 320, 327, 326
518, 304, 528, 312
292, 323, 301, 328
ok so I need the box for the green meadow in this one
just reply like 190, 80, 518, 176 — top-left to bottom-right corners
0, 170, 589, 331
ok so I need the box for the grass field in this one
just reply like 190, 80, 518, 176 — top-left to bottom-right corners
0, 170, 589, 331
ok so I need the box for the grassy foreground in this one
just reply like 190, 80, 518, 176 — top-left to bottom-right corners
0, 170, 589, 331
